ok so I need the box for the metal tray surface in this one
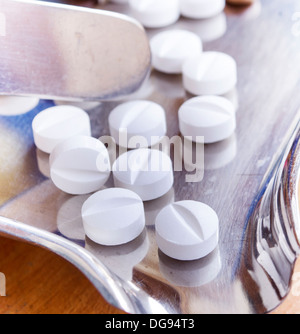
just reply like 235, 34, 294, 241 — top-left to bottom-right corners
1, 0, 300, 314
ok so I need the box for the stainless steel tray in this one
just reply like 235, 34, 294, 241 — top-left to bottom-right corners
1, 0, 300, 314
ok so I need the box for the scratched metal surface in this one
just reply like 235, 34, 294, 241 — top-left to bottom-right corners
0, 0, 151, 101
0, 0, 300, 314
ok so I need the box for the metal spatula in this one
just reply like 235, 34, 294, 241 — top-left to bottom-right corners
0, 0, 151, 101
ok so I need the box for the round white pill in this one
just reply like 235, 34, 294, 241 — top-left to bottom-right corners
180, 0, 226, 19
128, 0, 180, 28
32, 105, 91, 154
112, 148, 174, 201
155, 201, 219, 261
50, 136, 111, 195
0, 96, 39, 116
109, 100, 167, 149
150, 30, 203, 74
82, 188, 145, 246
178, 95, 236, 144
182, 52, 238, 96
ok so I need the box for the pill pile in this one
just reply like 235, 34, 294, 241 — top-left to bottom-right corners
124, 0, 226, 28
31, 98, 223, 261
29, 0, 245, 262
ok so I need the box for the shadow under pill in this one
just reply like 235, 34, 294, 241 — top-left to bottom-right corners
56, 193, 90, 242
144, 187, 175, 226
176, 12, 227, 43
158, 247, 222, 288
85, 229, 149, 282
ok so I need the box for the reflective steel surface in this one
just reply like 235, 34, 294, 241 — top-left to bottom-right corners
0, 0, 300, 314
0, 0, 151, 101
